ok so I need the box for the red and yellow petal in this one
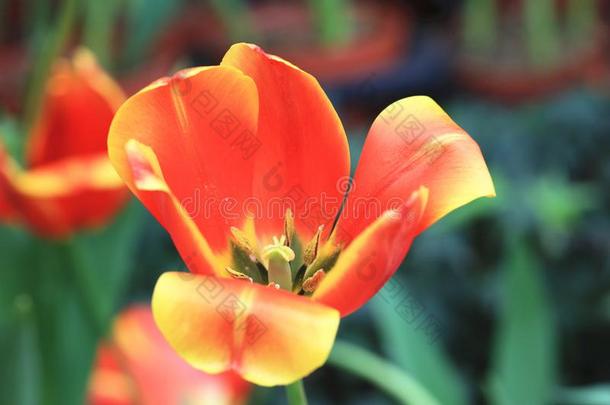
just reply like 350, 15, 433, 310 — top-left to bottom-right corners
335, 96, 495, 245
152, 272, 340, 387
0, 152, 127, 237
89, 305, 250, 405
221, 43, 350, 241
314, 187, 428, 316
108, 65, 259, 254
27, 48, 125, 167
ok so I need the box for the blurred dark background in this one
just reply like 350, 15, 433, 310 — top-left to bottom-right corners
1, 0, 610, 404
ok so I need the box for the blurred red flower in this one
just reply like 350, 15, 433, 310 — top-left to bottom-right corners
88, 305, 250, 405
0, 49, 128, 237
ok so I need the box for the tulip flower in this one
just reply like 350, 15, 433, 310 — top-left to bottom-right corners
0, 49, 127, 237
108, 43, 495, 387
88, 305, 249, 405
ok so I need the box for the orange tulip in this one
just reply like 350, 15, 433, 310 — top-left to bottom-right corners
88, 305, 249, 405
107, 43, 495, 386
0, 49, 127, 237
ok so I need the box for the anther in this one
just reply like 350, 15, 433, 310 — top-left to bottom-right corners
225, 266, 253, 283
302, 269, 326, 293
303, 225, 324, 265
284, 208, 295, 247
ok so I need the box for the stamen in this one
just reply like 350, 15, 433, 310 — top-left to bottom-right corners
225, 267, 253, 283
284, 208, 295, 246
230, 226, 257, 256
303, 225, 324, 265
302, 269, 326, 293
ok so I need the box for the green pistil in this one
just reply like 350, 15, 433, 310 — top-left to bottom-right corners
262, 236, 295, 291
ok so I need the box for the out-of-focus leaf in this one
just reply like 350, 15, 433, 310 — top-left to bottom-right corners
70, 199, 144, 325
524, 0, 560, 67
0, 227, 42, 405
308, 0, 351, 46
370, 293, 468, 405
34, 241, 97, 405
328, 339, 442, 405
461, 0, 497, 54
83, 0, 122, 67
487, 242, 557, 405
555, 384, 610, 405
209, 0, 254, 42
0, 201, 143, 405
23, 0, 78, 134
526, 175, 597, 232
0, 117, 25, 166
122, 0, 183, 67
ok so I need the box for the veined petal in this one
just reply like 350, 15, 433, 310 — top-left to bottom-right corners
27, 48, 125, 167
314, 188, 428, 316
221, 43, 350, 241
0, 151, 127, 237
335, 96, 495, 245
108, 65, 259, 254
122, 139, 225, 276
152, 272, 340, 387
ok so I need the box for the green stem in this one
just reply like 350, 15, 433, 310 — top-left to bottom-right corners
308, 0, 352, 47
327, 340, 442, 405
285, 379, 308, 405
524, 0, 560, 68
209, 0, 254, 42
83, 0, 119, 68
566, 0, 596, 46
462, 0, 497, 55
61, 240, 107, 338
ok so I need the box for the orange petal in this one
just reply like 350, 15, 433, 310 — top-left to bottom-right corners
27, 48, 125, 167
89, 305, 250, 405
334, 96, 495, 245
221, 43, 350, 241
0, 152, 127, 237
152, 272, 340, 386
314, 188, 428, 316
108, 65, 260, 254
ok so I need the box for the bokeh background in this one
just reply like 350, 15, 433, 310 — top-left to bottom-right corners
1, 0, 610, 404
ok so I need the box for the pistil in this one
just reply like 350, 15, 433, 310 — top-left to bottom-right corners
262, 236, 295, 291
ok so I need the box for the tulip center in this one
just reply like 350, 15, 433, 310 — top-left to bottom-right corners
225, 210, 340, 295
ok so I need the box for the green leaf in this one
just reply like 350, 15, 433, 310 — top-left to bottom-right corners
83, 0, 122, 67
70, 199, 145, 324
487, 242, 557, 405
32, 239, 97, 405
328, 340, 442, 405
370, 292, 468, 405
555, 384, 610, 405
121, 0, 183, 68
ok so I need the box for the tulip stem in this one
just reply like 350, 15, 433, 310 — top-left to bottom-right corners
61, 240, 107, 338
285, 379, 308, 405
